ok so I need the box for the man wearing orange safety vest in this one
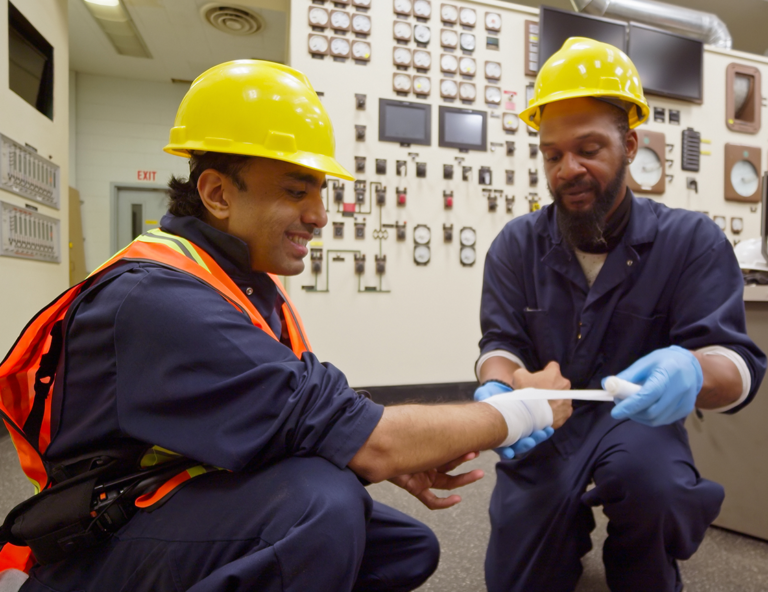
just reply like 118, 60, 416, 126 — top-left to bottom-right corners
0, 61, 571, 591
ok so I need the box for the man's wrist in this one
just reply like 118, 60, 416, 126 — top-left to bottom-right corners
481, 379, 513, 390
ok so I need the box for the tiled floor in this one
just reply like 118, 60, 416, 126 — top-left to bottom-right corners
2, 436, 768, 591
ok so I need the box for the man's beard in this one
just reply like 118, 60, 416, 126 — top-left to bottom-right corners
550, 161, 627, 252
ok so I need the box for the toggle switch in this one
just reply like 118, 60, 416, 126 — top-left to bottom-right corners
375, 254, 386, 274
487, 193, 498, 212
462, 166, 472, 181
397, 187, 407, 206
354, 180, 366, 203
376, 186, 387, 206
528, 169, 538, 186
355, 93, 367, 110
355, 156, 366, 173
443, 223, 453, 242
333, 183, 345, 203
506, 141, 515, 156
355, 221, 365, 239
505, 195, 514, 214
443, 190, 453, 209
505, 170, 515, 185
376, 159, 387, 175
479, 166, 492, 185
354, 253, 365, 274
355, 125, 366, 141
310, 248, 323, 274
396, 222, 407, 241
396, 160, 407, 176
416, 162, 427, 178
443, 164, 454, 180
333, 221, 344, 238
529, 143, 539, 158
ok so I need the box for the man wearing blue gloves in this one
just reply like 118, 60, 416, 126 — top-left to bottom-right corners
475, 38, 766, 592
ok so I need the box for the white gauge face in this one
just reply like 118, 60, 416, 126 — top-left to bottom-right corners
441, 29, 458, 47
629, 146, 662, 188
414, 0, 431, 17
330, 37, 350, 56
460, 246, 476, 265
352, 41, 371, 59
413, 50, 431, 68
732, 217, 744, 232
440, 53, 458, 72
414, 225, 431, 244
459, 57, 476, 75
352, 14, 371, 33
485, 61, 501, 80
394, 47, 412, 65
330, 11, 350, 29
502, 112, 519, 131
440, 3, 458, 22
731, 160, 759, 197
394, 73, 412, 91
459, 7, 476, 26
394, 0, 412, 14
459, 82, 475, 100
394, 21, 412, 40
352, 0, 371, 6
460, 227, 476, 246
414, 24, 431, 43
309, 7, 329, 26
413, 76, 431, 94
308, 35, 329, 53
460, 32, 475, 51
713, 216, 726, 231
414, 245, 431, 264
440, 79, 458, 97
485, 86, 501, 104
485, 11, 501, 31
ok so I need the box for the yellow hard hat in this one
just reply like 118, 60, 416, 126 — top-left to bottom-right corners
164, 60, 354, 180
520, 37, 650, 131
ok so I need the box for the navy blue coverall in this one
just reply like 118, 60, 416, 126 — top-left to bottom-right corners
479, 195, 766, 592
21, 214, 439, 592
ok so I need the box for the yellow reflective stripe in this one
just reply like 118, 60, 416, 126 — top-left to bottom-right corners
88, 243, 133, 278
143, 229, 210, 271
140, 446, 183, 468
187, 465, 209, 478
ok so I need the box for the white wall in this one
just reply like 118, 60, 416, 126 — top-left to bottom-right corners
75, 74, 189, 271
0, 0, 69, 354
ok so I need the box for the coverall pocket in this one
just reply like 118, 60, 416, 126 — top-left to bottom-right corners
601, 310, 669, 373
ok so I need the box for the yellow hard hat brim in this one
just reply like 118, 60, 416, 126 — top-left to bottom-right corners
520, 89, 649, 131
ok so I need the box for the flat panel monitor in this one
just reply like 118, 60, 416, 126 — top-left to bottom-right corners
378, 99, 431, 146
438, 106, 487, 152
628, 22, 703, 103
538, 6, 627, 69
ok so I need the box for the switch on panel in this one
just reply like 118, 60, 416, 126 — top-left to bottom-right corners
506, 141, 515, 156
479, 167, 492, 185
355, 221, 365, 239
375, 254, 386, 274
416, 162, 427, 178
376, 159, 387, 175
397, 187, 407, 206
396, 222, 407, 241
443, 223, 453, 242
354, 180, 366, 203
462, 166, 472, 181
396, 160, 407, 176
375, 186, 387, 206
529, 143, 539, 158
505, 195, 514, 214
310, 249, 323, 274
355, 156, 366, 173
354, 254, 365, 274
355, 93, 367, 109
333, 183, 345, 203
443, 190, 453, 209
355, 125, 366, 141
487, 193, 498, 211
443, 164, 454, 180
529, 169, 538, 186
505, 170, 514, 185
333, 221, 344, 238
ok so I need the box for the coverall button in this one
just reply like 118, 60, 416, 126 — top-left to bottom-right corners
245, 287, 254, 295
627, 260, 633, 266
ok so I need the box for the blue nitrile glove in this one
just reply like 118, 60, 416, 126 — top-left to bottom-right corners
608, 345, 703, 427
474, 381, 555, 459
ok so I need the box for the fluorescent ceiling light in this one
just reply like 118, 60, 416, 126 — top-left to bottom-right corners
80, 0, 152, 58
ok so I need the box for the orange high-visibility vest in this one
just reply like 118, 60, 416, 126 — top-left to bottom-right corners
0, 228, 312, 571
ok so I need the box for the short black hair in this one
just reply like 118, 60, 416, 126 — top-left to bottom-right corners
167, 152, 253, 218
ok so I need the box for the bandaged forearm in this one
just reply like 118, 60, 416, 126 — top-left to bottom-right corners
480, 395, 553, 447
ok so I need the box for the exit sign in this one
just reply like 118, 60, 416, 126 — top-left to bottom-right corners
137, 170, 157, 181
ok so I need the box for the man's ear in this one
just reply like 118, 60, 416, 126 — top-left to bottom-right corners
625, 129, 639, 164
198, 169, 231, 221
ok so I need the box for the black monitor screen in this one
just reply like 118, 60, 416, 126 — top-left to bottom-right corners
378, 99, 431, 145
439, 107, 487, 151
538, 6, 627, 69
628, 23, 703, 103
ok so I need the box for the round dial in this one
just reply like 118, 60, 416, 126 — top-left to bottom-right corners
713, 216, 726, 231
485, 61, 501, 80
414, 24, 431, 43
330, 37, 350, 56
394, 73, 412, 91
308, 35, 329, 53
460, 227, 476, 246
414, 0, 431, 17
440, 79, 458, 97
414, 245, 431, 264
485, 11, 501, 31
460, 246, 476, 265
394, 21, 412, 40
629, 147, 662, 188
731, 160, 759, 197
394, 47, 412, 66
441, 29, 458, 48
352, 0, 371, 6
352, 41, 371, 60
459, 82, 476, 100
394, 0, 412, 14
459, 7, 476, 26
413, 76, 431, 95
308, 7, 329, 27
485, 86, 501, 104
459, 57, 476, 75
440, 53, 458, 73
460, 32, 475, 51
414, 225, 431, 244
352, 14, 371, 33
732, 217, 744, 233
413, 50, 431, 68
440, 3, 458, 22
502, 112, 519, 131
330, 11, 350, 29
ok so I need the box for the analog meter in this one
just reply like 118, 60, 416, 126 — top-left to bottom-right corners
485, 11, 501, 31
330, 10, 351, 30
394, 21, 412, 41
627, 130, 666, 195
460, 246, 476, 266
351, 14, 371, 34
459, 7, 476, 27
459, 57, 476, 76
414, 24, 431, 43
413, 50, 431, 69
413, 76, 431, 95
724, 144, 762, 202
485, 86, 501, 104
730, 161, 759, 197
414, 245, 432, 265
440, 3, 458, 23
485, 61, 501, 80
502, 112, 519, 132
440, 79, 458, 98
351, 41, 371, 60
393, 73, 413, 92
414, 0, 431, 18
459, 33, 475, 51
414, 224, 431, 244
440, 53, 458, 73
460, 226, 476, 246
330, 37, 351, 57
440, 28, 458, 48
394, 47, 412, 66
308, 34, 329, 55
394, 0, 412, 15
308, 7, 329, 27
352, 0, 371, 7
459, 82, 476, 101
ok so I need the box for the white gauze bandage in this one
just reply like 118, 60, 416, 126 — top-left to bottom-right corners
480, 394, 553, 447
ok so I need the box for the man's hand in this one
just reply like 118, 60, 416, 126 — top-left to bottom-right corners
512, 361, 571, 391
389, 452, 484, 510
610, 345, 703, 426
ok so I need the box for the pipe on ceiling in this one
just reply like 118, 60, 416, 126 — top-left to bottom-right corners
570, 0, 732, 49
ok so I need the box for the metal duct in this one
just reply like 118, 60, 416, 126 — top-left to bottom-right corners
571, 0, 732, 49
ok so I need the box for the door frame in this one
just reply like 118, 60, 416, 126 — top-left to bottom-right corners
110, 182, 169, 254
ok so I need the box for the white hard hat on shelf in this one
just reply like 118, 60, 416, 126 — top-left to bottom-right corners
734, 238, 768, 272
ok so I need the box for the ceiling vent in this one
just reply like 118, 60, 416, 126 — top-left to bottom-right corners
201, 4, 264, 36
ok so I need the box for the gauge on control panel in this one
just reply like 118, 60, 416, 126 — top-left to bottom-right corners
394, 0, 412, 15
459, 57, 476, 76
352, 40, 371, 60
394, 21, 412, 41
502, 112, 519, 132
414, 24, 431, 43
308, 7, 329, 27
460, 32, 475, 51
460, 226, 476, 246
459, 82, 476, 101
413, 76, 431, 95
440, 3, 458, 23
393, 73, 413, 92
413, 50, 431, 69
414, 245, 431, 265
308, 34, 329, 55
414, 224, 431, 244
485, 11, 501, 31
414, 0, 432, 18
459, 7, 476, 26
394, 47, 412, 66
440, 28, 458, 48
330, 10, 351, 30
440, 79, 458, 98
330, 37, 351, 57
440, 53, 458, 73
485, 86, 501, 104
630, 147, 662, 188
460, 246, 476, 266
485, 61, 501, 80
351, 14, 371, 34
730, 160, 759, 197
